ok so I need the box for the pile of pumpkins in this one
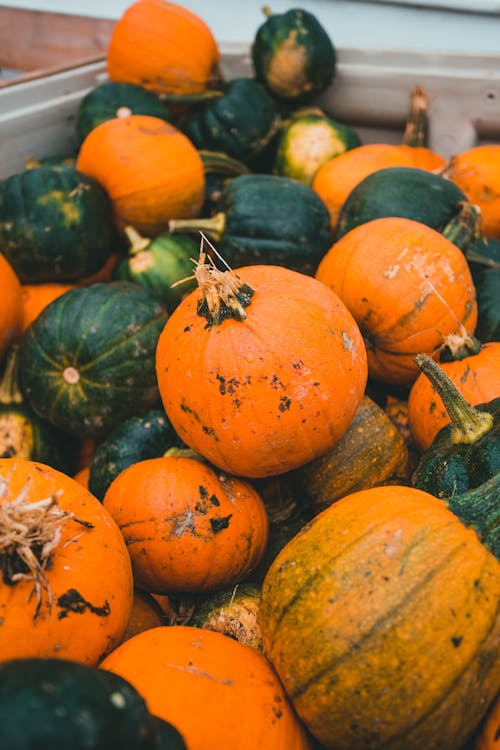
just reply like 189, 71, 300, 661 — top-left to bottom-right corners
0, 1, 499, 748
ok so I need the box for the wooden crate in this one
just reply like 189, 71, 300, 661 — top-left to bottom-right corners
0, 5, 114, 87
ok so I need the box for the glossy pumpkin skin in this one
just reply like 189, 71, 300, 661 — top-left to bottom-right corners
76, 115, 205, 236
0, 254, 22, 362
408, 342, 500, 451
252, 7, 336, 102
88, 409, 182, 502
103, 456, 269, 594
19, 282, 167, 439
474, 693, 500, 750
76, 80, 172, 141
0, 657, 186, 750
101, 625, 313, 750
316, 217, 478, 386
335, 166, 468, 240
312, 143, 446, 230
259, 484, 500, 750
290, 394, 410, 514
445, 145, 500, 239
107, 0, 221, 96
155, 264, 367, 478
0, 458, 133, 664
0, 165, 114, 283
183, 77, 281, 165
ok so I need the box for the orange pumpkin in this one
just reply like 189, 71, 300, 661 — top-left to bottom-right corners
103, 455, 269, 594
315, 216, 478, 386
73, 466, 90, 488
76, 115, 205, 236
312, 143, 445, 230
408, 341, 500, 451
121, 588, 164, 643
0, 254, 22, 361
20, 282, 74, 333
76, 253, 122, 286
100, 625, 312, 749
107, 0, 221, 96
155, 256, 367, 478
0, 458, 133, 664
445, 145, 500, 239
475, 693, 500, 750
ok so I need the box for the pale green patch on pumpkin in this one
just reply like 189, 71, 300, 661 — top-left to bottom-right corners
37, 190, 81, 225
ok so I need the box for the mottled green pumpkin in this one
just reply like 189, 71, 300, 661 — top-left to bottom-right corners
0, 165, 114, 282
252, 6, 336, 102
76, 81, 172, 141
19, 282, 167, 439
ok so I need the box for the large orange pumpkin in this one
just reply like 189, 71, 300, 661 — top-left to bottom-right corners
102, 455, 269, 593
408, 340, 500, 451
155, 256, 367, 477
315, 216, 478, 386
444, 145, 500, 239
100, 625, 312, 750
312, 143, 445, 230
107, 0, 221, 96
0, 458, 133, 664
76, 115, 205, 235
0, 254, 22, 361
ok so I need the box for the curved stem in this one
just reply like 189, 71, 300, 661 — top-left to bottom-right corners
169, 212, 227, 241
124, 226, 150, 256
414, 354, 493, 444
200, 150, 250, 177
442, 201, 483, 255
402, 84, 429, 148
0, 346, 23, 405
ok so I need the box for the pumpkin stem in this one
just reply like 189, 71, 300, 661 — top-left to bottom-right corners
442, 201, 483, 255
403, 85, 429, 148
163, 446, 206, 462
194, 236, 255, 326
158, 89, 224, 104
446, 471, 500, 560
414, 354, 493, 444
0, 471, 92, 621
439, 328, 482, 363
0, 346, 23, 405
262, 5, 273, 18
200, 150, 251, 177
169, 212, 226, 242
124, 225, 151, 256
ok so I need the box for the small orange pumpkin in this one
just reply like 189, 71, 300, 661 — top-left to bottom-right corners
312, 143, 445, 230
0, 254, 22, 362
315, 216, 478, 386
121, 588, 164, 643
444, 145, 500, 239
100, 625, 313, 750
0, 458, 133, 664
103, 455, 269, 594
155, 255, 367, 478
408, 340, 500, 451
20, 282, 74, 333
474, 693, 500, 750
107, 0, 221, 96
76, 115, 205, 236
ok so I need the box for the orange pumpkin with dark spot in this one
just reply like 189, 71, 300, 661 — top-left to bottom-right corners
76, 115, 205, 236
0, 254, 22, 361
315, 216, 477, 386
103, 455, 269, 594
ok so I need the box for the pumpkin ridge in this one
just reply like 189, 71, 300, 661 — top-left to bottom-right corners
373, 588, 500, 750
288, 540, 471, 702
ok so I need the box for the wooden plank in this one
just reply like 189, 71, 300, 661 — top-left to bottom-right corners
0, 6, 114, 73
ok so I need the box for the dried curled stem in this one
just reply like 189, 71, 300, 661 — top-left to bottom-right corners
0, 470, 92, 620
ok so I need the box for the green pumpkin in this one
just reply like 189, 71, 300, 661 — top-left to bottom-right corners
76, 81, 172, 141
189, 583, 263, 650
474, 268, 500, 343
88, 409, 183, 502
199, 150, 250, 217
412, 354, 500, 499
251, 6, 336, 102
182, 77, 281, 166
0, 164, 114, 282
275, 107, 361, 184
19, 282, 168, 439
0, 657, 186, 749
169, 173, 333, 274
0, 345, 78, 474
335, 166, 469, 240
113, 226, 198, 312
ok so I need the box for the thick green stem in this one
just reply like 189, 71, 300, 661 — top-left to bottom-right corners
414, 354, 493, 444
0, 346, 23, 405
124, 226, 150, 255
442, 201, 482, 255
169, 212, 226, 241
447, 472, 500, 560
402, 85, 428, 148
200, 150, 250, 177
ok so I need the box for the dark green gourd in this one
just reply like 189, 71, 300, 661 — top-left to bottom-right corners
19, 282, 168, 440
